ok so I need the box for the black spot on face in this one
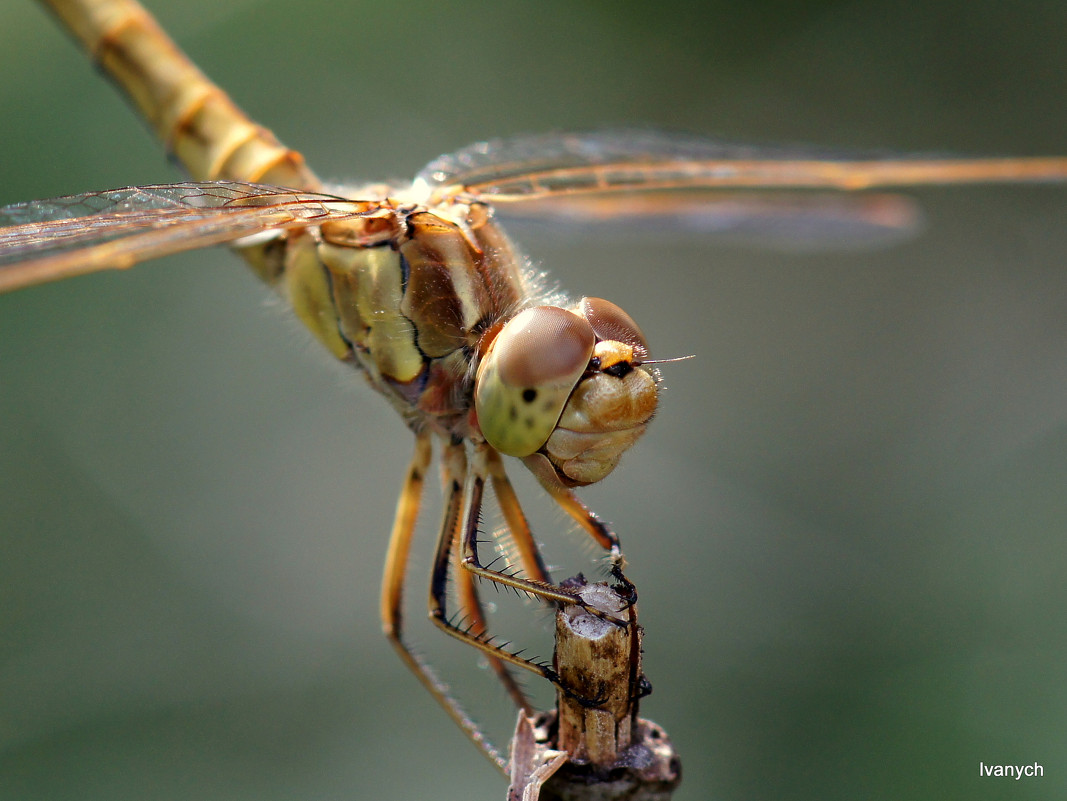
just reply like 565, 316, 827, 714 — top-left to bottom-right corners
522, 388, 537, 403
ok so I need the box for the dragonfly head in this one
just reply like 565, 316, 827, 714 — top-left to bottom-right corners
475, 297, 658, 487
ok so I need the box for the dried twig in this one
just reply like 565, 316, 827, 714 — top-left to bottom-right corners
507, 574, 681, 801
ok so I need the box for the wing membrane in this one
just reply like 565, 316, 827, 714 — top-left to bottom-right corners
490, 190, 924, 250
0, 182, 371, 292
419, 130, 1067, 202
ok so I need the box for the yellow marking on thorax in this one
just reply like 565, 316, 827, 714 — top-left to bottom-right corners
283, 235, 350, 360
318, 242, 424, 384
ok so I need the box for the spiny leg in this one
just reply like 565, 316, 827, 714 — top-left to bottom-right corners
429, 442, 571, 681
379, 432, 506, 772
486, 448, 553, 586
443, 445, 534, 713
430, 442, 638, 715
534, 469, 625, 568
486, 450, 636, 611
436, 444, 629, 641
533, 475, 640, 609
468, 447, 637, 614
456, 444, 598, 609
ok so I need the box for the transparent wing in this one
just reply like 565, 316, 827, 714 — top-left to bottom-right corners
0, 182, 373, 292
489, 190, 924, 250
417, 130, 1067, 244
419, 130, 1067, 199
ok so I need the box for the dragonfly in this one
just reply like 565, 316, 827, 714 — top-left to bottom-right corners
5, 0, 1067, 774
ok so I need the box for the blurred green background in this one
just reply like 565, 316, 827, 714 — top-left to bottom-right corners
2, 1, 1066, 799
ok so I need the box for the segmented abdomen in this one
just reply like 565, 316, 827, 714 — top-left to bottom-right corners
41, 0, 320, 189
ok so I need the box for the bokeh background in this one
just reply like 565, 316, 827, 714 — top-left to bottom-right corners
2, 1, 1066, 799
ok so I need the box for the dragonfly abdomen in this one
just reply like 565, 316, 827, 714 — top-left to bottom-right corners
41, 0, 319, 189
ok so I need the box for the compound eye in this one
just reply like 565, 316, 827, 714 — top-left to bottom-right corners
580, 297, 649, 359
476, 306, 595, 456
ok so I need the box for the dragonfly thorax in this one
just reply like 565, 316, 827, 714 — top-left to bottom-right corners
257, 203, 526, 432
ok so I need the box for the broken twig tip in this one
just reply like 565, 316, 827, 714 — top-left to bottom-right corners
506, 575, 681, 801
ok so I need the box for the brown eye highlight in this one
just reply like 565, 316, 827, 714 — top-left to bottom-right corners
580, 297, 650, 360
495, 306, 595, 387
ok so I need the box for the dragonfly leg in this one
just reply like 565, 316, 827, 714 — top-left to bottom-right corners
486, 449, 636, 613
380, 432, 507, 772
456, 444, 610, 611
534, 470, 625, 568
426, 442, 636, 745
445, 448, 535, 714
429, 443, 576, 681
433, 441, 627, 631
485, 448, 553, 586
